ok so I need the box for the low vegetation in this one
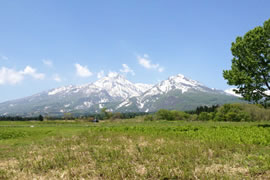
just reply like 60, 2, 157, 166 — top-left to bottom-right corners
1, 119, 270, 179
1, 103, 270, 179
145, 103, 270, 122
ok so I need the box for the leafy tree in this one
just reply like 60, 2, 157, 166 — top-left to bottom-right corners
101, 107, 112, 119
144, 114, 154, 121
198, 112, 212, 121
156, 109, 173, 120
223, 18, 270, 103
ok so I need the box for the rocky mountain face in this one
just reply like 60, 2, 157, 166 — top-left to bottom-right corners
0, 73, 241, 116
116, 74, 240, 112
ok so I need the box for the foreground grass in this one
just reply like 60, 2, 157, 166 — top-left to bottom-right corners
0, 120, 270, 179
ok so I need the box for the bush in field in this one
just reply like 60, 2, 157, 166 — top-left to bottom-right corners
198, 112, 213, 121
111, 112, 123, 120
171, 110, 190, 120
155, 109, 190, 121
144, 114, 154, 121
150, 104, 270, 122
214, 104, 251, 121
156, 109, 173, 120
189, 114, 198, 121
239, 104, 270, 121
225, 111, 250, 122
213, 103, 270, 122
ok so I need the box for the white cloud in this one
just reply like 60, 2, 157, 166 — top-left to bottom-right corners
120, 64, 135, 76
0, 55, 8, 61
75, 63, 92, 77
53, 74, 62, 82
42, 59, 53, 67
0, 67, 24, 85
137, 54, 164, 72
97, 70, 104, 79
21, 66, 45, 80
0, 66, 45, 85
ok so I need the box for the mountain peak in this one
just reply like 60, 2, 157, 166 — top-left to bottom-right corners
0, 72, 242, 116
167, 74, 201, 87
94, 72, 128, 86
176, 73, 185, 78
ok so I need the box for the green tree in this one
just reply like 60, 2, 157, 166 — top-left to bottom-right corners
101, 107, 112, 119
223, 18, 270, 103
156, 109, 173, 120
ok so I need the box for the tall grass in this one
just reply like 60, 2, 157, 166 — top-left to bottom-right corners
0, 120, 270, 179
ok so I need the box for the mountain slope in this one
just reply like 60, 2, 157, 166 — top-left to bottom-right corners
116, 74, 242, 112
0, 73, 242, 116
0, 73, 152, 116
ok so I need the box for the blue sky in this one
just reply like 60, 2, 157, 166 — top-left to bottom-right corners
0, 0, 269, 102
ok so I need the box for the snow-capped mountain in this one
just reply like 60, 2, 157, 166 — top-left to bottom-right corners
224, 88, 270, 98
0, 73, 152, 116
47, 72, 148, 100
140, 74, 211, 97
224, 88, 242, 97
116, 74, 241, 112
0, 73, 241, 116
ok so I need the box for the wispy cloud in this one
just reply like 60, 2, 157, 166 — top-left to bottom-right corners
21, 66, 45, 80
137, 54, 164, 72
0, 66, 45, 85
97, 70, 105, 79
0, 67, 24, 85
75, 63, 92, 77
42, 59, 53, 67
120, 64, 135, 76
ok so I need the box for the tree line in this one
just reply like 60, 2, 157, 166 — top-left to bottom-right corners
0, 115, 44, 121
144, 103, 270, 122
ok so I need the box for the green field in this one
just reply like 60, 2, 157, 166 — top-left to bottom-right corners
1, 119, 270, 179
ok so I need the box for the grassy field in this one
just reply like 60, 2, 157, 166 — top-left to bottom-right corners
0, 119, 270, 179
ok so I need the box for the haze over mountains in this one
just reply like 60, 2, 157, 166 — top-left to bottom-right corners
0, 72, 241, 116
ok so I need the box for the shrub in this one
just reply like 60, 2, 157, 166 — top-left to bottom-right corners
156, 109, 190, 121
144, 115, 154, 121
198, 112, 212, 121
156, 109, 174, 120
171, 110, 190, 120
213, 103, 270, 122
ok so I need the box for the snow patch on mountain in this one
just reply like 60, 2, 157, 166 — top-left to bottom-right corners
84, 101, 93, 108
135, 83, 153, 93
0, 72, 242, 116
225, 88, 242, 97
93, 72, 142, 99
47, 73, 152, 102
99, 104, 104, 109
142, 74, 205, 97
48, 85, 74, 95
225, 88, 270, 97
116, 74, 221, 111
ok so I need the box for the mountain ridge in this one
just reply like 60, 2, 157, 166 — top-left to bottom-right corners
0, 73, 241, 116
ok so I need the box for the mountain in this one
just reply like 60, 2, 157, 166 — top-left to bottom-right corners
0, 73, 241, 116
0, 72, 152, 116
116, 74, 242, 112
224, 88, 242, 97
